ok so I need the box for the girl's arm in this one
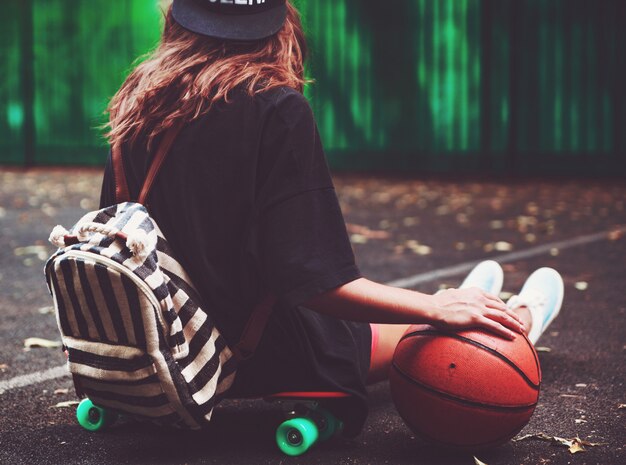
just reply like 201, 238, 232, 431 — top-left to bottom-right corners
304, 277, 525, 340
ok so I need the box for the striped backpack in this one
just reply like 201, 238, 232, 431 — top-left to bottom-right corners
44, 126, 273, 429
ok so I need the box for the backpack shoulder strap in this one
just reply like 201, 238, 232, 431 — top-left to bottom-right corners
233, 295, 277, 361
112, 121, 275, 360
138, 121, 185, 205
111, 141, 131, 203
111, 121, 185, 204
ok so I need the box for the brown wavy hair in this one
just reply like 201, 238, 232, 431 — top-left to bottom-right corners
106, 1, 307, 150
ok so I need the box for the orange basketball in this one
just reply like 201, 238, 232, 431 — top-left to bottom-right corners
389, 324, 541, 450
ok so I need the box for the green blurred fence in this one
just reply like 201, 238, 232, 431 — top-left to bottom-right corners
1, 0, 161, 165
1, 0, 625, 174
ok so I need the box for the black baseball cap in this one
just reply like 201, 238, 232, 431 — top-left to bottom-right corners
172, 0, 288, 41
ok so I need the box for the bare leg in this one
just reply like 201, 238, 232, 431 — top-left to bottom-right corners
510, 305, 533, 338
367, 323, 411, 384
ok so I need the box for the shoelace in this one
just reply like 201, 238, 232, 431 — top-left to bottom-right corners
507, 289, 547, 316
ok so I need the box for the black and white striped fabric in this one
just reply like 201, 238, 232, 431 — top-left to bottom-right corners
45, 202, 236, 428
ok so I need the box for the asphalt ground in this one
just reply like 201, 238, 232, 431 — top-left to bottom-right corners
0, 168, 624, 465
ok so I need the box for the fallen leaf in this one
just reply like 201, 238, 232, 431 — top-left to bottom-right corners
550, 436, 575, 449
378, 219, 392, 229
14, 245, 48, 256
494, 241, 513, 252
350, 234, 368, 244
514, 433, 605, 454
575, 383, 588, 388
514, 432, 553, 442
618, 404, 626, 410
535, 346, 552, 353
517, 215, 538, 233
473, 456, 488, 465
24, 337, 62, 349
608, 229, 623, 241
568, 437, 605, 454
575, 281, 588, 291
54, 388, 69, 395
415, 245, 432, 256
525, 233, 537, 243
402, 217, 420, 227
38, 306, 55, 315
80, 198, 94, 210
346, 223, 390, 240
405, 240, 432, 255
575, 419, 587, 424
435, 205, 451, 216
455, 213, 470, 225
568, 441, 585, 454
0, 363, 8, 372
41, 204, 57, 217
526, 202, 539, 215
51, 400, 80, 409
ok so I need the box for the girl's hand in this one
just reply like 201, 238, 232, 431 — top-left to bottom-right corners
431, 287, 525, 340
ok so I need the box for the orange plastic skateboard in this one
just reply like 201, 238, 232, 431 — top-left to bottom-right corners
75, 390, 350, 456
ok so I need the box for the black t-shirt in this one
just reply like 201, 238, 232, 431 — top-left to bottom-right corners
99, 86, 371, 435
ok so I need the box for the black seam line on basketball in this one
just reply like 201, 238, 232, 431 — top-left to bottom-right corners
399, 329, 540, 390
529, 331, 542, 385
391, 363, 537, 412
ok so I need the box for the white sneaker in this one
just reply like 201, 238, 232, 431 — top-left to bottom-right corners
507, 267, 564, 344
459, 260, 504, 296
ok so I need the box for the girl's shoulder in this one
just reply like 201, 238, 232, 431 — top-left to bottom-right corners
256, 86, 313, 128
199, 85, 309, 123
257, 85, 306, 103
253, 85, 308, 110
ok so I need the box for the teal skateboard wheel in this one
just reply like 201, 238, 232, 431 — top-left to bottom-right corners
76, 398, 116, 432
276, 417, 319, 456
312, 407, 342, 442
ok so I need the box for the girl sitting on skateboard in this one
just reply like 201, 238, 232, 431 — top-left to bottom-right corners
100, 0, 563, 436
